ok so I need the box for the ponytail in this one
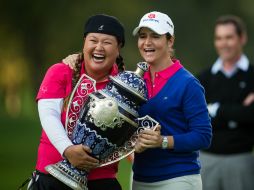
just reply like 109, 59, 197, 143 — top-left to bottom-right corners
63, 52, 83, 111
116, 55, 125, 72
72, 52, 83, 88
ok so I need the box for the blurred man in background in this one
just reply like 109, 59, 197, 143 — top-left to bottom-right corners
198, 15, 254, 190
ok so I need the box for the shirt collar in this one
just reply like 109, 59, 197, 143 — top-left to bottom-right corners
211, 54, 249, 75
144, 59, 183, 81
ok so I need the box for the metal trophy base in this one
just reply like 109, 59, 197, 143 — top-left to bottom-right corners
45, 161, 88, 190
45, 115, 159, 190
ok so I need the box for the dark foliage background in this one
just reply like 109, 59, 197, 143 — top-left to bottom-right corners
1, 1, 254, 189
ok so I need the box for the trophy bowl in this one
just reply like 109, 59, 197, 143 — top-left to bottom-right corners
45, 62, 159, 190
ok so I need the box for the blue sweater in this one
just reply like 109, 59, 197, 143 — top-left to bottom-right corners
133, 68, 212, 182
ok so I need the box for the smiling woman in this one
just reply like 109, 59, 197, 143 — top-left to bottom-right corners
131, 11, 212, 190
137, 27, 174, 71
83, 33, 121, 82
28, 14, 126, 190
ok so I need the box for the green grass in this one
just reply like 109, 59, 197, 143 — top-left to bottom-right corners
0, 114, 40, 189
118, 158, 132, 190
0, 113, 132, 190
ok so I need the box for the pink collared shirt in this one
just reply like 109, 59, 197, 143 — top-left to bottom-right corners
144, 59, 183, 99
36, 62, 119, 180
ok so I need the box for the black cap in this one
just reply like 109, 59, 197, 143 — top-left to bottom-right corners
84, 14, 125, 47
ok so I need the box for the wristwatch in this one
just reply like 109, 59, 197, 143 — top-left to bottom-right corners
161, 136, 168, 149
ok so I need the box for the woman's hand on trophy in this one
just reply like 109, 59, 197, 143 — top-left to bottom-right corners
62, 53, 79, 70
135, 142, 146, 153
135, 125, 162, 153
63, 144, 99, 171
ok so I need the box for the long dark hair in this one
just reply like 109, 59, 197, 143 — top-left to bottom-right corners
116, 54, 125, 72
71, 52, 83, 89
63, 52, 83, 110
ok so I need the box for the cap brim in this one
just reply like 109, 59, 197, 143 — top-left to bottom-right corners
132, 26, 141, 36
132, 25, 167, 36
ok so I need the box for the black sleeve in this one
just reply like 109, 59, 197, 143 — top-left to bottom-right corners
216, 65, 254, 123
217, 102, 254, 123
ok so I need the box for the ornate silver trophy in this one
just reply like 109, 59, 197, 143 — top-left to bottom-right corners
45, 62, 159, 190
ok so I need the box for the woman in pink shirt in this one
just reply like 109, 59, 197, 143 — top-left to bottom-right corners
132, 11, 211, 190
30, 14, 125, 190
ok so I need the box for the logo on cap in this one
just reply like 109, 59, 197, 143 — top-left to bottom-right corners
98, 25, 104, 31
167, 21, 173, 28
148, 14, 155, 18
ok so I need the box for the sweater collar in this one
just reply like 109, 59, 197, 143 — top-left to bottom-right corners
211, 54, 249, 77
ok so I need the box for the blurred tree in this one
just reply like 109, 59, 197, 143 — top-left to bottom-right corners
0, 0, 254, 114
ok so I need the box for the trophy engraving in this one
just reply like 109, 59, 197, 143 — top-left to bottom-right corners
86, 96, 122, 131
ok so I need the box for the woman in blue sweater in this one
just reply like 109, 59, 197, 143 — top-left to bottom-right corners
132, 11, 212, 190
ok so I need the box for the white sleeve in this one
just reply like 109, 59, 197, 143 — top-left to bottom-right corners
38, 98, 73, 156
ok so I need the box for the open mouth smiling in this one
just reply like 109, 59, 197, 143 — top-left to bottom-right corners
92, 53, 105, 62
144, 48, 155, 53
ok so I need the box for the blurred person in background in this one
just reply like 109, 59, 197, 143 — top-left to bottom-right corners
198, 15, 254, 190
131, 11, 212, 190
29, 14, 125, 190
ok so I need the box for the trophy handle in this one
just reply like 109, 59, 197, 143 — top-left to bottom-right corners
99, 115, 159, 167
136, 115, 159, 130
65, 74, 97, 138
